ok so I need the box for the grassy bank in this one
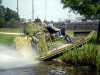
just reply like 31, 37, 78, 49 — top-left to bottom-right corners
59, 31, 100, 69
0, 34, 18, 46
0, 28, 20, 33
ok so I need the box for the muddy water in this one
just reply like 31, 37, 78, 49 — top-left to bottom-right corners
0, 65, 48, 75
0, 60, 100, 75
0, 50, 99, 75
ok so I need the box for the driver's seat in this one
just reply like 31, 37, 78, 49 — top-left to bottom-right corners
46, 27, 58, 41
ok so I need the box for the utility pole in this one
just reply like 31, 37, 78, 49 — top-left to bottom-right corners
32, 0, 34, 21
17, 0, 21, 35
69, 10, 71, 22
17, 0, 19, 16
45, 0, 47, 20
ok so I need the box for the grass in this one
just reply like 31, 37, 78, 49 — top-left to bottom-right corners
0, 28, 20, 33
0, 34, 18, 46
66, 30, 74, 37
0, 28, 73, 34
87, 31, 100, 47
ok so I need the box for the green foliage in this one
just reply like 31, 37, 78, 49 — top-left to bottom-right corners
34, 17, 41, 23
0, 16, 4, 28
10, 18, 16, 24
0, 5, 5, 17
26, 23, 49, 55
0, 0, 2, 4
37, 33, 48, 55
5, 7, 19, 21
96, 52, 100, 70
59, 43, 99, 68
26, 23, 42, 36
61, 0, 100, 41
0, 5, 19, 23
0, 34, 16, 46
0, 5, 5, 28
61, 0, 100, 19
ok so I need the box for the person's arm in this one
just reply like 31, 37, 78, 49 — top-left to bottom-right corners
64, 30, 66, 36
63, 27, 67, 36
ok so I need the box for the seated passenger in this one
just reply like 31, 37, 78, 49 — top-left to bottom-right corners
42, 20, 47, 27
47, 21, 60, 41
47, 21, 55, 29
60, 23, 73, 43
47, 21, 60, 34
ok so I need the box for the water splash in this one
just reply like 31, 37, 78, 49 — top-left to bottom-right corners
0, 44, 39, 69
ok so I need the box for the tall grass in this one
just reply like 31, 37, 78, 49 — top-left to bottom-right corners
26, 23, 43, 36
59, 44, 98, 68
26, 23, 50, 56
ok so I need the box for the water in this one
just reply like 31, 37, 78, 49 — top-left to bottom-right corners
0, 45, 39, 69
0, 45, 100, 75
0, 65, 49, 75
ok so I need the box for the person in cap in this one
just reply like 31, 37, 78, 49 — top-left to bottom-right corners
60, 22, 73, 43
42, 20, 47, 27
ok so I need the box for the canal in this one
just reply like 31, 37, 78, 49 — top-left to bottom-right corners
0, 45, 100, 75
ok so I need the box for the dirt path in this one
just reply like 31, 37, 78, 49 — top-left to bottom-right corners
0, 32, 21, 35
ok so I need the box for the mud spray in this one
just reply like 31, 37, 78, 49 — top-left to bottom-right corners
0, 36, 39, 69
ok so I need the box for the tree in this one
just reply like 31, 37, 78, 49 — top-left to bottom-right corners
0, 5, 19, 27
5, 7, 19, 21
20, 18, 26, 22
10, 18, 16, 28
34, 17, 41, 23
0, 5, 5, 17
0, 16, 4, 28
10, 18, 16, 24
0, 5, 19, 21
0, 5, 5, 27
0, 0, 2, 4
61, 0, 100, 43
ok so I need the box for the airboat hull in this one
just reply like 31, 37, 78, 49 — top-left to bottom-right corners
40, 30, 95, 61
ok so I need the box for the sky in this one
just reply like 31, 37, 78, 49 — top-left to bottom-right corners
2, 0, 82, 22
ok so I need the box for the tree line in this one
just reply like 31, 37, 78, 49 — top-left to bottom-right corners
0, 5, 19, 27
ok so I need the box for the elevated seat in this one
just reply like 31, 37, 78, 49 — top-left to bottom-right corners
46, 27, 58, 41
46, 27, 58, 34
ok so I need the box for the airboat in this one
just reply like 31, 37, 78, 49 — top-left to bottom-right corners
14, 22, 95, 61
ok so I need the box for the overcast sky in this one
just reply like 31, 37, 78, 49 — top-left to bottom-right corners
2, 0, 82, 22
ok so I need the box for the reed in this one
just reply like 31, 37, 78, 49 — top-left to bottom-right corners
26, 23, 50, 56
26, 23, 43, 36
96, 52, 100, 70
59, 43, 99, 68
